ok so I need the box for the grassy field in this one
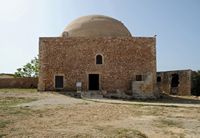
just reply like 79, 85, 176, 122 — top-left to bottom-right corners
0, 89, 199, 138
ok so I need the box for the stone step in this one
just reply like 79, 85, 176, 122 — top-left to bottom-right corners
81, 91, 103, 99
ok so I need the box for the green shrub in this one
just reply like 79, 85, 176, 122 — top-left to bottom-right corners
192, 70, 200, 96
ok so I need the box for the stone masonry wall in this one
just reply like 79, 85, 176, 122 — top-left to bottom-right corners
38, 37, 156, 95
0, 78, 38, 88
157, 70, 192, 96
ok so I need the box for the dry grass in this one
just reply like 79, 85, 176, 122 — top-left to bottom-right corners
0, 120, 11, 129
0, 88, 37, 93
108, 128, 148, 138
0, 89, 199, 138
156, 118, 183, 128
0, 93, 37, 137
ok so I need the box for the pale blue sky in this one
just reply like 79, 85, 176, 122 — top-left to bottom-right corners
0, 0, 200, 73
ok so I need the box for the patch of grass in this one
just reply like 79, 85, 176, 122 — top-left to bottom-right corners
157, 118, 183, 128
0, 97, 37, 107
130, 106, 166, 117
71, 133, 93, 138
6, 107, 35, 116
94, 125, 105, 131
0, 133, 7, 138
0, 120, 11, 128
0, 96, 38, 117
77, 101, 90, 105
8, 109, 24, 115
113, 128, 148, 138
160, 119, 177, 126
179, 133, 186, 138
31, 108, 50, 115
0, 88, 37, 93
163, 130, 186, 138
94, 125, 148, 138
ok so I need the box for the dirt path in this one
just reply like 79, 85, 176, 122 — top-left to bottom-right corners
18, 93, 90, 109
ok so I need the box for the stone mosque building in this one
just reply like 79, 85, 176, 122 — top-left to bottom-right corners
38, 15, 191, 98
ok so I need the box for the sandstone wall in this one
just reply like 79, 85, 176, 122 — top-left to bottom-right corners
0, 78, 38, 88
39, 37, 156, 95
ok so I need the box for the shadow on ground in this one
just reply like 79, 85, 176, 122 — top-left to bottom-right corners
151, 93, 200, 104
56, 91, 200, 105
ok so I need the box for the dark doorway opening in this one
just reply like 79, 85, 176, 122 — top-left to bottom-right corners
157, 76, 161, 82
171, 74, 179, 87
89, 74, 99, 90
55, 76, 64, 89
170, 74, 179, 95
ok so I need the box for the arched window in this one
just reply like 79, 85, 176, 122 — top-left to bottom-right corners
96, 54, 103, 64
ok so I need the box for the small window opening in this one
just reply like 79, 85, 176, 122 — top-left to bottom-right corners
96, 55, 103, 64
157, 76, 161, 82
55, 76, 64, 89
136, 75, 143, 81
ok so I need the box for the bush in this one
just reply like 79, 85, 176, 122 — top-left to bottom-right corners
192, 70, 200, 96
14, 56, 39, 78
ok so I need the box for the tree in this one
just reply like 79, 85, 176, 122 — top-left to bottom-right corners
191, 70, 200, 96
14, 56, 39, 78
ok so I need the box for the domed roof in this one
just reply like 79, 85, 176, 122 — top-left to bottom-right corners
62, 15, 132, 37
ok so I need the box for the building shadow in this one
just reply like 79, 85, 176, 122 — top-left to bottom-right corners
140, 92, 200, 105
55, 90, 200, 105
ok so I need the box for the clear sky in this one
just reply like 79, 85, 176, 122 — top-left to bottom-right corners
0, 0, 200, 73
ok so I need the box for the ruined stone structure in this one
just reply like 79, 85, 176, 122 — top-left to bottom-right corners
0, 78, 38, 88
157, 70, 192, 96
38, 15, 158, 98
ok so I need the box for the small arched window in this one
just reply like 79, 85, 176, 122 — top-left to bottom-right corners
96, 54, 103, 64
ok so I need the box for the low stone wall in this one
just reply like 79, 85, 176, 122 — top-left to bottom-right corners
0, 78, 38, 88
